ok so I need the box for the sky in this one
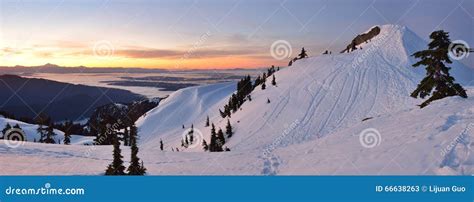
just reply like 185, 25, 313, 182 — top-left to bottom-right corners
0, 0, 472, 69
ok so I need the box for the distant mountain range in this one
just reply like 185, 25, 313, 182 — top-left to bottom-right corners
0, 63, 264, 74
0, 74, 144, 121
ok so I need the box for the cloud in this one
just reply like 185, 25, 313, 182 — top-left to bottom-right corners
115, 47, 262, 59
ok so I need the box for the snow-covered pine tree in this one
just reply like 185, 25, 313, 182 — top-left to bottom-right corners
411, 30, 467, 108
127, 124, 146, 175
271, 75, 276, 86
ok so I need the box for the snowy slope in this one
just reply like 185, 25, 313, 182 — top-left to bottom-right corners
136, 81, 238, 150
0, 116, 94, 145
1, 90, 472, 175
0, 24, 472, 175
137, 24, 473, 153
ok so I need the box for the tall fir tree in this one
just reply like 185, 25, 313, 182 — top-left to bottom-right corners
225, 119, 233, 138
209, 124, 221, 152
188, 124, 194, 144
105, 134, 126, 175
205, 116, 210, 127
202, 139, 209, 151
63, 120, 72, 145
411, 30, 467, 108
44, 124, 56, 144
216, 128, 225, 150
123, 127, 129, 146
271, 75, 276, 86
127, 124, 146, 175
35, 114, 51, 143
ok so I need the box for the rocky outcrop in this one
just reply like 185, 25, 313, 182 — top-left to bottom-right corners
340, 26, 381, 53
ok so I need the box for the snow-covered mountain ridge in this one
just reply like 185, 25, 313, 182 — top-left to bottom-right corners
137, 24, 473, 152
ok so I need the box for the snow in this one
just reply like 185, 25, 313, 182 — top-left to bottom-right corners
0, 24, 473, 175
0, 116, 94, 145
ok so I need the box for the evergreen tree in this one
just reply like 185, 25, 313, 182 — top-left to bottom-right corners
2, 123, 12, 136
202, 139, 209, 151
44, 124, 56, 144
209, 124, 222, 152
185, 135, 189, 147
271, 75, 276, 86
216, 128, 225, 150
298, 47, 308, 59
63, 120, 72, 145
105, 135, 126, 175
37, 124, 47, 143
123, 127, 129, 146
267, 98, 271, 104
35, 114, 51, 143
127, 124, 146, 175
254, 76, 262, 87
225, 119, 233, 138
160, 139, 164, 151
205, 116, 210, 127
188, 124, 194, 144
288, 60, 293, 66
411, 30, 467, 108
